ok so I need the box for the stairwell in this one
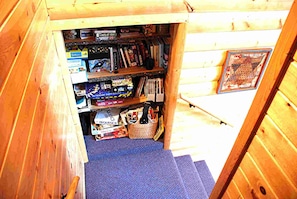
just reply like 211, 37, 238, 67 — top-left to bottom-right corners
84, 136, 215, 199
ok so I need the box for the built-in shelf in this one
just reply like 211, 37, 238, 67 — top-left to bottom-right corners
87, 95, 147, 110
87, 67, 165, 82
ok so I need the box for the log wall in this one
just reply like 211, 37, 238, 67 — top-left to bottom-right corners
0, 0, 85, 198
180, 1, 293, 97
212, 1, 297, 198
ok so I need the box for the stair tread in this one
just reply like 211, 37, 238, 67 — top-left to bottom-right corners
175, 155, 208, 199
84, 135, 163, 160
85, 149, 190, 199
194, 160, 215, 197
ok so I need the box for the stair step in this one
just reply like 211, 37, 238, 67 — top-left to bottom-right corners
85, 149, 190, 199
84, 136, 163, 161
194, 160, 215, 197
175, 155, 208, 199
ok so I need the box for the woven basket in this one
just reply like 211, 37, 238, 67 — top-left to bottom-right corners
128, 115, 158, 139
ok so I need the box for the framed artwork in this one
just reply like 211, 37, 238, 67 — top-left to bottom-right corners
217, 48, 272, 93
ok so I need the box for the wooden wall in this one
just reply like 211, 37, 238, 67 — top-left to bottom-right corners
222, 43, 297, 199
211, 1, 297, 198
180, 0, 294, 97
0, 0, 85, 198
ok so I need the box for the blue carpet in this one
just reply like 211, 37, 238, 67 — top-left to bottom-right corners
85, 149, 189, 199
84, 136, 163, 161
84, 136, 215, 199
175, 155, 208, 199
194, 160, 215, 197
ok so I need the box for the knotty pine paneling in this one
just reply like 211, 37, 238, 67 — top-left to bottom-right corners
187, 11, 289, 33
279, 61, 297, 105
257, 116, 297, 189
0, 0, 47, 178
248, 136, 297, 198
267, 91, 297, 148
185, 30, 280, 52
240, 153, 277, 198
178, 81, 218, 97
179, 66, 222, 84
227, 180, 242, 199
0, 0, 19, 25
182, 50, 226, 69
187, 0, 293, 12
233, 167, 255, 198
0, 0, 85, 198
0, 0, 41, 92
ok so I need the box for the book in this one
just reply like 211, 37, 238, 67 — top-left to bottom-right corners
119, 47, 128, 68
152, 39, 160, 68
94, 108, 121, 125
113, 47, 119, 72
124, 46, 132, 67
162, 37, 170, 69
134, 76, 146, 97
67, 59, 88, 84
109, 46, 114, 72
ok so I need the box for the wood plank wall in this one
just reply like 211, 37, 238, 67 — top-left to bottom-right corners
222, 45, 297, 199
180, 0, 293, 97
218, 2, 297, 198
0, 0, 85, 198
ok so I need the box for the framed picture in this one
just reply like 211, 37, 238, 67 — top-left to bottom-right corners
217, 48, 272, 93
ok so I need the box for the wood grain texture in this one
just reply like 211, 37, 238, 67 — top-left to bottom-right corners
52, 30, 88, 163
267, 91, 297, 148
187, 11, 289, 33
179, 66, 222, 84
178, 81, 218, 97
48, 1, 188, 30
233, 167, 255, 199
0, 0, 19, 26
279, 61, 297, 106
184, 30, 280, 52
257, 116, 297, 189
187, 0, 293, 12
0, 0, 41, 93
210, 2, 297, 198
182, 50, 227, 69
0, 0, 47, 178
228, 180, 243, 199
240, 153, 277, 198
248, 136, 297, 198
163, 23, 187, 149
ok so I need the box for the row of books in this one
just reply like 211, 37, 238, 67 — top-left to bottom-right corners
63, 24, 170, 41
87, 38, 170, 73
135, 77, 164, 102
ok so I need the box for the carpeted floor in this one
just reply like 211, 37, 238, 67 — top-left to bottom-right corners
84, 136, 215, 199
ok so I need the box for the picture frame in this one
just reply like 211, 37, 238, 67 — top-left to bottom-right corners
217, 48, 272, 94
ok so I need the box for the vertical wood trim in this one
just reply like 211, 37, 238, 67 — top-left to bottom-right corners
163, 23, 187, 150
52, 30, 88, 163
210, 2, 297, 198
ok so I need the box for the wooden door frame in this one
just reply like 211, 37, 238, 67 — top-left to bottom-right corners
210, 2, 297, 198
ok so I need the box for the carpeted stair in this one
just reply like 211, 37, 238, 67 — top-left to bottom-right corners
84, 136, 215, 199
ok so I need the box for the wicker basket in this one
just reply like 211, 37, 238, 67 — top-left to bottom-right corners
128, 115, 158, 139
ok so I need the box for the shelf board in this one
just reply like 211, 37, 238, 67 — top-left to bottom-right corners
64, 33, 170, 46
87, 67, 165, 82
88, 95, 148, 110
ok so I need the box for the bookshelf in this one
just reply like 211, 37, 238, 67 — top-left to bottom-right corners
65, 24, 171, 139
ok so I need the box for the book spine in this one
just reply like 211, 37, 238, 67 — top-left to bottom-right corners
124, 47, 131, 67
109, 46, 114, 73
119, 47, 128, 68
113, 47, 119, 72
